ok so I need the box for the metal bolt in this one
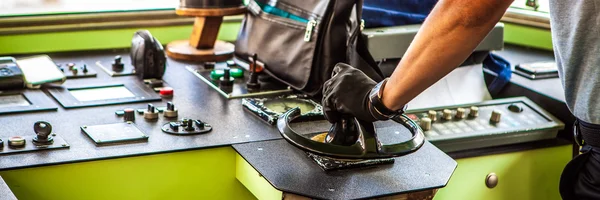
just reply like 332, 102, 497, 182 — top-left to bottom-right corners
62, 144, 67, 147
83, 126, 87, 129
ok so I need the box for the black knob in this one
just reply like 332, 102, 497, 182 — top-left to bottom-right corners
204, 62, 215, 69
82, 64, 89, 73
124, 108, 135, 122
33, 121, 54, 144
112, 55, 124, 71
219, 68, 234, 87
185, 119, 195, 131
194, 120, 205, 129
246, 54, 260, 91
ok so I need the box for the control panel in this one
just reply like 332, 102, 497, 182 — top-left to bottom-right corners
405, 97, 564, 152
0, 121, 69, 155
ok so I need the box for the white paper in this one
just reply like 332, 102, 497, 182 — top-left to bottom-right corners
406, 64, 492, 110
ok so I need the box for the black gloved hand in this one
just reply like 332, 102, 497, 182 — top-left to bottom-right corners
322, 63, 385, 123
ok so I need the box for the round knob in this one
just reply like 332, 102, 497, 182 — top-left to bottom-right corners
8, 136, 26, 148
442, 109, 452, 121
485, 173, 498, 188
455, 108, 466, 119
420, 117, 432, 131
219, 68, 234, 87
490, 110, 502, 123
469, 106, 479, 118
164, 102, 178, 118
144, 104, 159, 120
124, 108, 136, 122
427, 110, 437, 122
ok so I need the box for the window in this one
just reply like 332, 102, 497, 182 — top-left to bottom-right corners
0, 0, 177, 17
503, 0, 550, 29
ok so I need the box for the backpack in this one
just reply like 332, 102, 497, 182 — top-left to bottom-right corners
234, 0, 384, 96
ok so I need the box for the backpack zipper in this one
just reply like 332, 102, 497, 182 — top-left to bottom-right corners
304, 20, 317, 42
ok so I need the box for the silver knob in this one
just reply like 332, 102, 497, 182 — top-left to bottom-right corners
490, 110, 502, 123
420, 117, 432, 131
442, 109, 452, 121
469, 106, 479, 118
486, 173, 498, 188
428, 110, 437, 122
455, 107, 466, 119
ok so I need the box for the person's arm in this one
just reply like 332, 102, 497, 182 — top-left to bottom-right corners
381, 0, 514, 111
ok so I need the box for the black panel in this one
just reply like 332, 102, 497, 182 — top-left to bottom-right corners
46, 82, 161, 108
0, 90, 57, 115
234, 139, 456, 199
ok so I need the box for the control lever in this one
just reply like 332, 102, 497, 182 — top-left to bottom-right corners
33, 121, 54, 144
246, 54, 260, 91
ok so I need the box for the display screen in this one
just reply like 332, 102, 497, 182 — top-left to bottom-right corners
69, 86, 135, 102
0, 94, 31, 108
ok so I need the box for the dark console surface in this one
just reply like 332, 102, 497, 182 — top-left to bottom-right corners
0, 52, 283, 170
0, 45, 570, 171
233, 139, 456, 200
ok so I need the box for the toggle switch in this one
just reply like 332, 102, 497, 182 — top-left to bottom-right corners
124, 108, 135, 122
82, 64, 89, 73
164, 102, 178, 118
144, 104, 159, 120
33, 121, 54, 144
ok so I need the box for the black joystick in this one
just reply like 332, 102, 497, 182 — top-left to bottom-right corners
185, 119, 195, 131
112, 55, 125, 72
246, 54, 260, 91
33, 121, 54, 144
219, 68, 234, 87
325, 116, 361, 146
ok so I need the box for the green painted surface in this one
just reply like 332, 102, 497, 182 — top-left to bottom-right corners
0, 22, 241, 55
236, 154, 282, 200
504, 23, 553, 51
434, 145, 571, 200
0, 147, 255, 200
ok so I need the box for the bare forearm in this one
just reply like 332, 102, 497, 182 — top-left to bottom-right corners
382, 0, 513, 110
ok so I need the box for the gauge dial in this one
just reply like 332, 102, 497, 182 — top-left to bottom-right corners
263, 99, 316, 115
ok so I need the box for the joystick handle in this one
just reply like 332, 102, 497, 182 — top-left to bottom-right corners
325, 116, 361, 146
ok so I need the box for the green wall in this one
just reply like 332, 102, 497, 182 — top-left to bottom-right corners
0, 22, 241, 55
0, 147, 256, 200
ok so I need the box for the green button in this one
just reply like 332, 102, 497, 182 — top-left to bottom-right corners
115, 110, 125, 116
210, 70, 224, 80
230, 68, 244, 78
210, 68, 244, 80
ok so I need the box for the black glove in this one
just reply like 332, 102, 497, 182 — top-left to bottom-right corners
322, 63, 384, 123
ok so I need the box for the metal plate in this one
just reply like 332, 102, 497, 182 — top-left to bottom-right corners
81, 122, 148, 145
0, 90, 57, 115
57, 62, 98, 79
242, 95, 324, 125
161, 119, 212, 135
186, 64, 291, 99
0, 135, 69, 155
406, 96, 565, 152
46, 82, 162, 109
95, 60, 136, 77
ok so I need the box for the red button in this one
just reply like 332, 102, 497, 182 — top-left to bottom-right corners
407, 114, 418, 121
159, 87, 174, 97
